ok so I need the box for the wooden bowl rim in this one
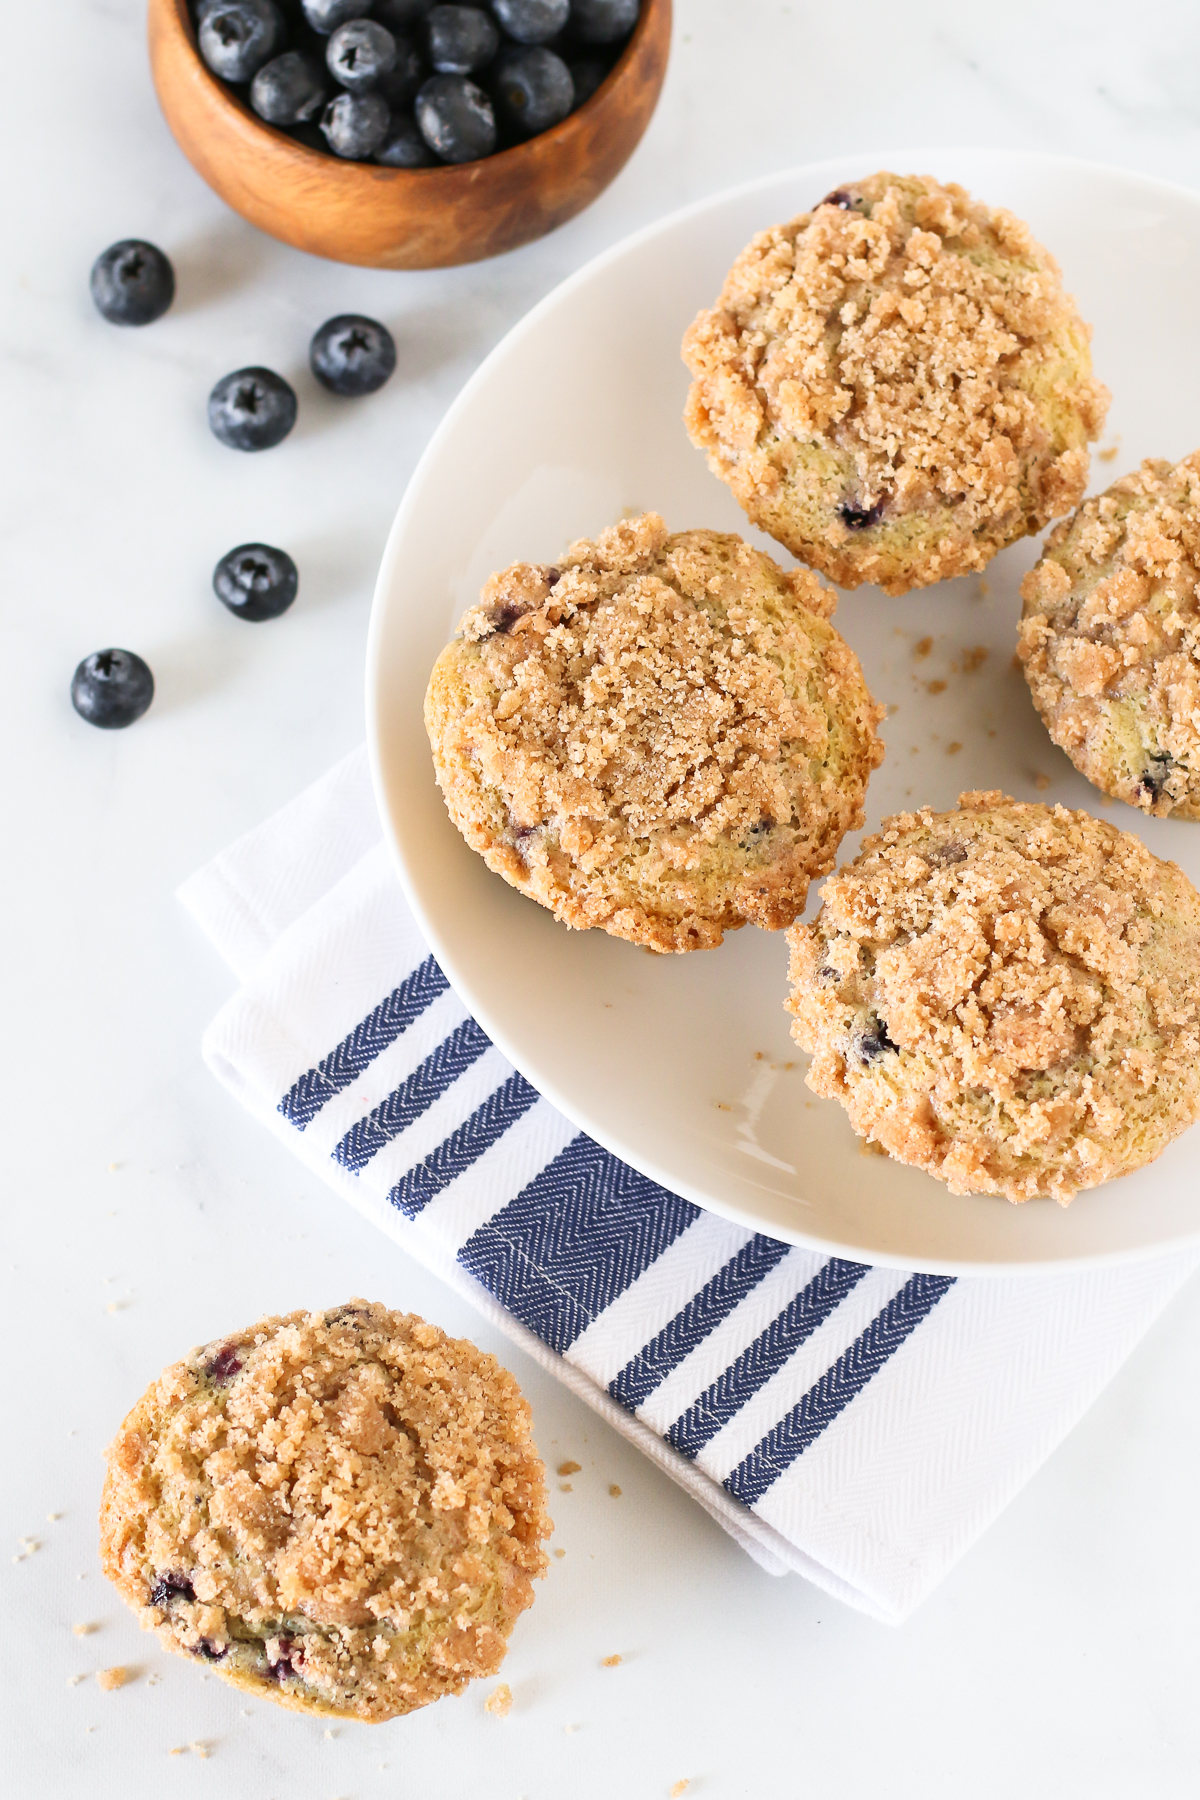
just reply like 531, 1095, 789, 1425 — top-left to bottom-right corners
163, 0, 668, 192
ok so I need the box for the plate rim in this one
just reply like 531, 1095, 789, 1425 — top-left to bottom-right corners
366, 147, 1200, 1278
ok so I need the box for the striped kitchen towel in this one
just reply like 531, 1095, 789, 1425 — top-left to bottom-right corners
180, 747, 1200, 1624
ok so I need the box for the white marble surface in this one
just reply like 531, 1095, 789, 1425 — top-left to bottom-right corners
5, 1, 1200, 1793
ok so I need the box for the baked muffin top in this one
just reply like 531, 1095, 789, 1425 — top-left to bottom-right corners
786, 792, 1200, 1202
1019, 452, 1200, 817
683, 173, 1109, 595
425, 512, 885, 951
100, 1301, 550, 1721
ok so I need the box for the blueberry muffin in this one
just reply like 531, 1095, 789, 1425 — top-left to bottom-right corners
1019, 453, 1200, 817
99, 1302, 550, 1721
682, 173, 1109, 596
424, 513, 885, 952
786, 792, 1200, 1202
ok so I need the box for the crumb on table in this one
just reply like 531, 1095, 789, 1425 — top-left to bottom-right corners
485, 1684, 512, 1718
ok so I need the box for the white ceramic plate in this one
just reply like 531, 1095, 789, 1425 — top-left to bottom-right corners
368, 149, 1200, 1275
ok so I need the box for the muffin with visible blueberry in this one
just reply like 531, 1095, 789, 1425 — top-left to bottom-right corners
682, 173, 1109, 596
1018, 452, 1200, 818
99, 1301, 550, 1721
786, 792, 1200, 1202
425, 513, 885, 953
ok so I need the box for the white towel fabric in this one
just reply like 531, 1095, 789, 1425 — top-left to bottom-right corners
180, 748, 1199, 1624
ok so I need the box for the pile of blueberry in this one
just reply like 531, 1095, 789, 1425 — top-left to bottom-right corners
192, 0, 639, 166
77, 241, 397, 728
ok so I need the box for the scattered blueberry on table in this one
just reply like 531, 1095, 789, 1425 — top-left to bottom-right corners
90, 240, 175, 326
213, 544, 300, 619
208, 366, 298, 450
70, 650, 155, 729
310, 314, 397, 394
190, 0, 640, 164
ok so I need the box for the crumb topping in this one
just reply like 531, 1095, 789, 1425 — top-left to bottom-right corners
100, 1303, 550, 1723
1019, 453, 1200, 816
427, 514, 884, 952
787, 793, 1200, 1201
683, 173, 1108, 594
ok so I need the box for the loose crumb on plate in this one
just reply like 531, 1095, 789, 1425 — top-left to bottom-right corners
913, 637, 933, 659
671, 1782, 690, 1797
554, 1548, 566, 1558
557, 1461, 582, 1476
961, 645, 989, 673
609, 1485, 622, 1498
72, 1623, 98, 1636
1034, 773, 1051, 790
602, 1655, 622, 1668
485, 1684, 512, 1718
96, 1666, 130, 1691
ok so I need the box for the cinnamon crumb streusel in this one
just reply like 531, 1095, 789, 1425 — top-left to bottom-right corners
99, 1302, 550, 1721
1019, 453, 1200, 817
424, 513, 885, 953
683, 173, 1108, 595
786, 793, 1200, 1202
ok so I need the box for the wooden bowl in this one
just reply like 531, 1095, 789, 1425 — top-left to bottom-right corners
148, 0, 672, 269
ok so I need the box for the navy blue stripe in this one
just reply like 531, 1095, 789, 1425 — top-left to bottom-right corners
666, 1257, 870, 1460
608, 1233, 792, 1412
279, 956, 449, 1130
457, 1136, 700, 1356
724, 1272, 956, 1508
333, 1016, 491, 1172
388, 1071, 540, 1219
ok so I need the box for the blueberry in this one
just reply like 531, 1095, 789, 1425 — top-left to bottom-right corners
565, 52, 608, 105
198, 0, 286, 82
1139, 752, 1174, 802
374, 110, 437, 161
204, 1344, 244, 1381
251, 51, 327, 122
925, 840, 967, 868
213, 543, 299, 620
821, 188, 864, 212
839, 499, 885, 530
71, 650, 154, 729
310, 313, 396, 394
149, 1574, 196, 1608
327, 18, 397, 88
490, 0, 568, 43
491, 44, 572, 134
567, 0, 637, 44
376, 35, 425, 107
426, 5, 499, 73
301, 0, 373, 32
415, 73, 495, 160
321, 90, 392, 156
89, 239, 175, 327
373, 0, 433, 25
851, 1015, 898, 1066
208, 367, 297, 450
